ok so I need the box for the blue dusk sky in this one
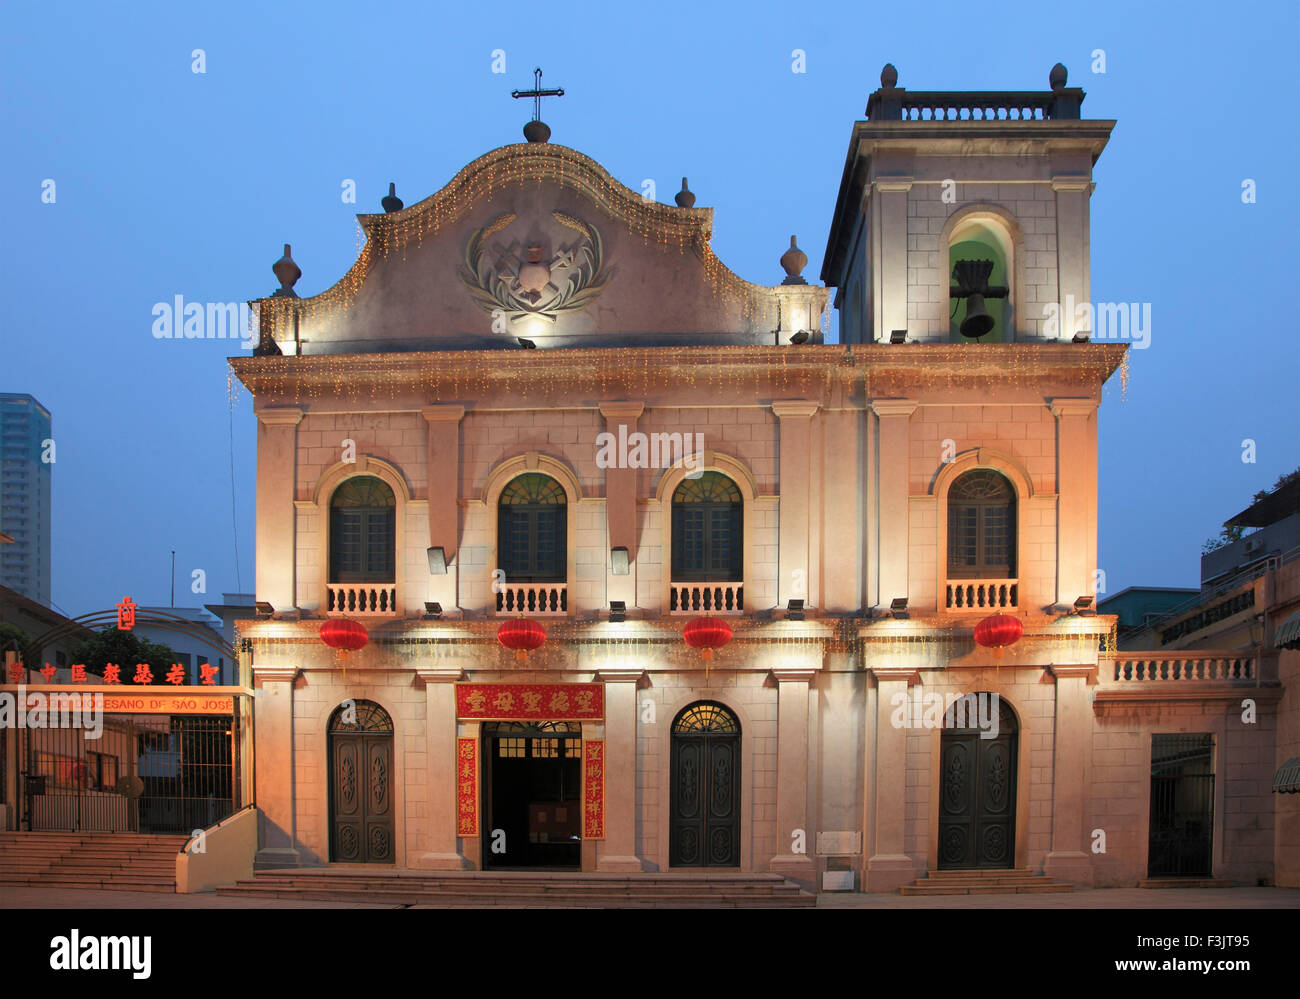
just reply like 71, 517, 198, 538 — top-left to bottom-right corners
1, 0, 1296, 618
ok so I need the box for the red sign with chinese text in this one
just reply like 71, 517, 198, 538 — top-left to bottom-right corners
456, 738, 479, 837
454, 683, 603, 721
583, 739, 605, 840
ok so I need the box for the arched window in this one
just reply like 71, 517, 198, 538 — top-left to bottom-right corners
949, 218, 1012, 343
330, 477, 395, 583
947, 470, 1016, 578
671, 472, 742, 582
498, 473, 567, 582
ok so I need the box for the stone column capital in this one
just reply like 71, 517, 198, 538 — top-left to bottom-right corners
1049, 398, 1098, 420
1048, 664, 1097, 682
1050, 175, 1092, 193
256, 407, 305, 427
253, 665, 300, 684
598, 401, 645, 421
868, 665, 921, 685
421, 405, 466, 424
870, 398, 918, 419
873, 176, 914, 194
594, 669, 645, 685
416, 668, 465, 685
770, 400, 819, 420
770, 667, 819, 685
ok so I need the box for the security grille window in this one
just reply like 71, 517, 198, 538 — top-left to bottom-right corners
671, 472, 742, 581
329, 477, 395, 583
947, 470, 1016, 578
498, 474, 567, 582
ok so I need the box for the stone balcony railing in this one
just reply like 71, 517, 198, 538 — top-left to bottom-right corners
945, 578, 1018, 612
327, 583, 398, 616
864, 63, 1084, 122
495, 583, 568, 617
669, 582, 744, 615
1103, 653, 1257, 684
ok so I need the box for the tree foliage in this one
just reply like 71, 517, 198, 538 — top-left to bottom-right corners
66, 627, 180, 685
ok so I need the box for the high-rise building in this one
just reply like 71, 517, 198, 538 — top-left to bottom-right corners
0, 393, 52, 607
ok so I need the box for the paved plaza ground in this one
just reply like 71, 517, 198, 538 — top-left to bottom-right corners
2, 885, 1297, 909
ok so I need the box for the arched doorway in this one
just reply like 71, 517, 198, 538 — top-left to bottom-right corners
670, 702, 741, 867
938, 694, 1017, 869
482, 721, 582, 869
327, 700, 394, 864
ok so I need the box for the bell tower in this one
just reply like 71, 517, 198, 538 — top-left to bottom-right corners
822, 63, 1114, 345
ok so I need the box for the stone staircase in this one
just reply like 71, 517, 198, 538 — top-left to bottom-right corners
217, 869, 817, 908
899, 868, 1074, 896
0, 832, 187, 892
1138, 877, 1231, 889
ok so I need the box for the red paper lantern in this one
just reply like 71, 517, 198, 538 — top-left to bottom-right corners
973, 613, 1023, 659
683, 617, 732, 662
319, 618, 369, 653
497, 618, 546, 662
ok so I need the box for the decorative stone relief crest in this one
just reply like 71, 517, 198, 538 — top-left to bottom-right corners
459, 210, 613, 322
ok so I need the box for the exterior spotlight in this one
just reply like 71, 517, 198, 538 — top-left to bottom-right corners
789, 330, 810, 344
1073, 595, 1094, 614
786, 598, 805, 621
1072, 330, 1090, 343
255, 601, 275, 617
890, 329, 907, 344
890, 597, 909, 620
610, 546, 630, 575
423, 602, 443, 620
609, 600, 626, 623
517, 337, 536, 349
427, 546, 447, 574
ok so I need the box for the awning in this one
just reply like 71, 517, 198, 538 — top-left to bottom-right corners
1275, 610, 1300, 650
1275, 757, 1300, 794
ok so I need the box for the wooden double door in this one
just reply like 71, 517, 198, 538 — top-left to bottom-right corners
670, 702, 741, 867
937, 697, 1017, 869
328, 701, 395, 864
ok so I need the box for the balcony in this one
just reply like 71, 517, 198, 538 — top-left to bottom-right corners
946, 578, 1018, 612
326, 583, 398, 617
670, 582, 744, 615
1105, 653, 1256, 684
495, 583, 568, 617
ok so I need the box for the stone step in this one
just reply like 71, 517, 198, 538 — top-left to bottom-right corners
216, 884, 814, 907
1138, 878, 1231, 889
899, 882, 1074, 896
247, 875, 802, 892
920, 868, 1035, 879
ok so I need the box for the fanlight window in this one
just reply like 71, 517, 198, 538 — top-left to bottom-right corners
671, 472, 742, 582
498, 473, 567, 582
673, 702, 740, 735
947, 470, 1016, 578
329, 476, 395, 583
328, 699, 393, 733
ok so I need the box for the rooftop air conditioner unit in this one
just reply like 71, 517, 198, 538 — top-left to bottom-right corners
1244, 535, 1264, 554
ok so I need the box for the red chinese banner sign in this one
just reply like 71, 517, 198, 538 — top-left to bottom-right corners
456, 738, 478, 837
583, 739, 605, 840
455, 683, 603, 721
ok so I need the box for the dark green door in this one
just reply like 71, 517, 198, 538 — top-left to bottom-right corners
670, 702, 740, 867
938, 697, 1017, 869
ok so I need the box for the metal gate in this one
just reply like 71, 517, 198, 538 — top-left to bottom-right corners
20, 715, 239, 833
1148, 734, 1214, 877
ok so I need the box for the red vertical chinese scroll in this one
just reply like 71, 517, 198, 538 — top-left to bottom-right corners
583, 739, 605, 840
456, 737, 478, 837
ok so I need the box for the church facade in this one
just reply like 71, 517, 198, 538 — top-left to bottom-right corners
231, 64, 1284, 892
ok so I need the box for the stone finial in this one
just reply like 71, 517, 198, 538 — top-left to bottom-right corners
675, 177, 696, 208
780, 235, 808, 285
1049, 63, 1068, 91
881, 63, 898, 88
381, 182, 404, 213
523, 119, 551, 143
271, 244, 301, 298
